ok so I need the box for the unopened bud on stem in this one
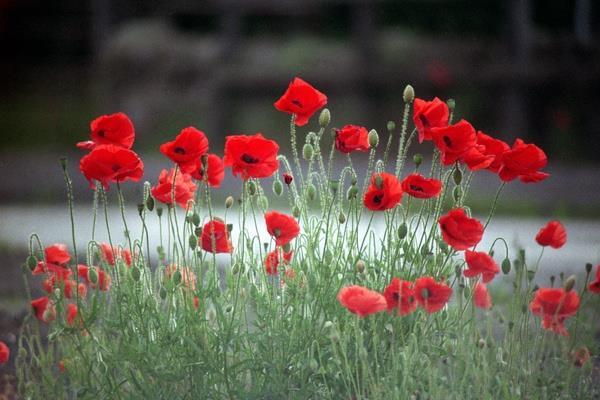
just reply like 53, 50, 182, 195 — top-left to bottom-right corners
403, 85, 415, 103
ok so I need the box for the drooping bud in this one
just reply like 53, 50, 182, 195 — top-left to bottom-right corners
387, 121, 396, 132
283, 173, 293, 185
350, 175, 358, 186
302, 143, 314, 161
347, 185, 358, 200
338, 212, 346, 224
273, 180, 283, 196
453, 168, 463, 185
192, 212, 201, 226
225, 196, 234, 209
146, 195, 155, 212
368, 129, 379, 148
329, 180, 339, 196
397, 223, 408, 240
306, 184, 316, 201
130, 266, 141, 281
319, 108, 331, 127
413, 153, 423, 167
247, 181, 257, 196
87, 267, 98, 285
501, 258, 511, 275
27, 255, 37, 271
189, 234, 197, 250
292, 205, 301, 218
159, 286, 167, 299
564, 275, 576, 292
403, 85, 415, 103
356, 260, 366, 274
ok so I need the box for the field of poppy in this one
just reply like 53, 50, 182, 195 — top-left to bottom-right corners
7, 77, 599, 399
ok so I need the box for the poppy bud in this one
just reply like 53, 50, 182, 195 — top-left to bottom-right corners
87, 267, 98, 285
477, 338, 486, 349
368, 129, 379, 148
347, 185, 358, 200
273, 180, 283, 196
225, 196, 234, 209
156, 207, 163, 217
302, 143, 314, 161
585, 263, 592, 274
159, 286, 167, 299
413, 153, 423, 167
527, 269, 535, 282
324, 321, 333, 329
452, 186, 462, 202
338, 212, 346, 224
247, 181, 257, 196
172, 270, 182, 286
453, 168, 462, 185
283, 173, 293, 185
397, 223, 407, 240
191, 212, 200, 227
189, 234, 197, 250
309, 359, 319, 372
306, 184, 316, 201
292, 206, 301, 218
130, 266, 141, 281
258, 195, 269, 211
146, 195, 155, 212
564, 275, 576, 292
403, 84, 415, 103
227, 224, 234, 233
446, 98, 455, 111
420, 244, 430, 256
329, 180, 339, 195
356, 260, 366, 273
501, 258, 511, 274
27, 255, 37, 271
387, 121, 396, 132
319, 108, 331, 127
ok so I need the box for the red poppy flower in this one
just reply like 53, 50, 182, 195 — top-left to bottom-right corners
461, 145, 495, 171
224, 134, 280, 179
588, 265, 600, 294
363, 172, 403, 211
265, 211, 300, 246
414, 276, 453, 313
430, 120, 477, 166
473, 282, 492, 309
42, 276, 86, 298
274, 77, 327, 126
401, 173, 442, 199
33, 262, 72, 282
334, 125, 370, 154
264, 248, 294, 275
571, 347, 591, 368
535, 220, 567, 249
193, 296, 200, 310
283, 173, 293, 185
99, 243, 132, 267
530, 288, 579, 336
464, 250, 500, 283
476, 131, 510, 173
200, 219, 233, 254
383, 278, 417, 316
78, 265, 111, 291
498, 139, 549, 183
438, 208, 484, 251
191, 154, 225, 187
79, 144, 144, 190
45, 243, 71, 265
66, 303, 79, 327
0, 341, 8, 364
151, 169, 197, 209
77, 112, 135, 150
413, 97, 449, 143
337, 285, 387, 317
31, 296, 56, 322
159, 127, 209, 174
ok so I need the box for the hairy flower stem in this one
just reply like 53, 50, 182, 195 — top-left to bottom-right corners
395, 103, 411, 177
289, 114, 305, 190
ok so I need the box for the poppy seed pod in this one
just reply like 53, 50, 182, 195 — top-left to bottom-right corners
302, 143, 314, 161
564, 275, 576, 292
501, 258, 511, 274
319, 108, 331, 127
453, 168, 463, 185
87, 268, 98, 285
368, 129, 379, 148
192, 212, 200, 226
189, 234, 197, 250
130, 266, 141, 281
397, 223, 408, 239
403, 85, 415, 103
146, 195, 155, 212
225, 196, 234, 209
27, 255, 37, 271
338, 211, 346, 224
273, 180, 283, 196
387, 121, 396, 132
413, 153, 423, 167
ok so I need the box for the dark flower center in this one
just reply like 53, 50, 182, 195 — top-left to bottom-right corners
291, 99, 303, 108
409, 184, 424, 192
111, 164, 121, 172
392, 292, 400, 301
373, 194, 383, 204
421, 288, 430, 299
241, 153, 259, 164
174, 147, 186, 155
419, 114, 429, 128
443, 136, 452, 148
97, 129, 105, 137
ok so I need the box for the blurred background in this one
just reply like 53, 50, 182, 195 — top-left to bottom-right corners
0, 0, 600, 385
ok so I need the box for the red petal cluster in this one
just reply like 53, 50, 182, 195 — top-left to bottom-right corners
159, 127, 209, 174
464, 250, 499, 283
201, 219, 233, 254
401, 173, 442, 199
337, 285, 387, 317
151, 168, 197, 209
265, 211, 300, 247
530, 288, 579, 336
274, 77, 327, 126
535, 220, 567, 249
438, 208, 483, 251
363, 172, 403, 211
224, 134, 279, 179
334, 125, 370, 154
